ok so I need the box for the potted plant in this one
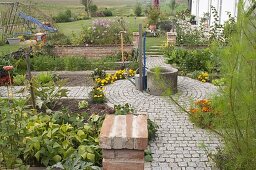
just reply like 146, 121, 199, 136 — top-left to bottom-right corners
147, 7, 160, 31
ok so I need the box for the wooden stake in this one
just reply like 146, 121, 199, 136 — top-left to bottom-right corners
25, 47, 36, 109
120, 32, 124, 66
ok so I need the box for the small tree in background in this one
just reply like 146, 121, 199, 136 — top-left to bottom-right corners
81, 0, 93, 17
168, 0, 176, 16
134, 2, 142, 16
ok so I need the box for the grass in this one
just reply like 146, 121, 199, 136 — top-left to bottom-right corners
146, 36, 166, 49
0, 45, 21, 56
57, 16, 147, 37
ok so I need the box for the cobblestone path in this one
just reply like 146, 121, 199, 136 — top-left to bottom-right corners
105, 56, 221, 170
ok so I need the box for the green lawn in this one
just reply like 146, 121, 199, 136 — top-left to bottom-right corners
0, 45, 21, 56
146, 36, 166, 49
57, 17, 147, 37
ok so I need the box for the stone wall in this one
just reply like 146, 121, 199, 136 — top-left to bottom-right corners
51, 45, 134, 58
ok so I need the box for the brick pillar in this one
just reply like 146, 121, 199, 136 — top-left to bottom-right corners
167, 31, 177, 45
100, 114, 148, 170
133, 32, 140, 48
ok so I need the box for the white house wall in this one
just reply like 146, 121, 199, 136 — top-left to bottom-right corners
190, 0, 252, 26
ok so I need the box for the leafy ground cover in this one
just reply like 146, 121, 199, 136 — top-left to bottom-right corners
0, 68, 158, 169
0, 45, 20, 56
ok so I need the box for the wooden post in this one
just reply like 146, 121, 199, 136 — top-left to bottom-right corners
25, 47, 36, 109
138, 24, 143, 92
120, 31, 124, 66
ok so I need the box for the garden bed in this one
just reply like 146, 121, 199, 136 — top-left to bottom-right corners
53, 99, 114, 116
51, 45, 134, 58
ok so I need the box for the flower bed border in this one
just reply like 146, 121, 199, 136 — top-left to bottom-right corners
51, 45, 134, 58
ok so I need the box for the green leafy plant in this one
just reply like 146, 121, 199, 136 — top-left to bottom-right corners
78, 100, 89, 110
189, 99, 219, 129
13, 74, 26, 86
29, 75, 68, 110
48, 151, 100, 170
114, 103, 134, 115
163, 46, 220, 75
71, 18, 131, 45
35, 72, 54, 86
0, 99, 28, 169
146, 6, 160, 25
134, 2, 142, 16
209, 3, 256, 168
212, 78, 225, 86
90, 86, 106, 104
147, 118, 158, 141
92, 68, 106, 80
144, 149, 153, 162
0, 98, 104, 169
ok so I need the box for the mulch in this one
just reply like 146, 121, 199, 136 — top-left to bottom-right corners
53, 99, 114, 116
59, 74, 95, 87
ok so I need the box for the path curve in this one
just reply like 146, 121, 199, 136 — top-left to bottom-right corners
104, 56, 220, 170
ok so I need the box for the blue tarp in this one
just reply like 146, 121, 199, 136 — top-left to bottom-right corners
18, 12, 57, 32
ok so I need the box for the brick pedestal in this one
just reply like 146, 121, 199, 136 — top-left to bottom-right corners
100, 114, 148, 170
133, 32, 140, 48
167, 32, 177, 45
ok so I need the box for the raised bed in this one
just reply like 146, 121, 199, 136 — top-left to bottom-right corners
51, 45, 134, 58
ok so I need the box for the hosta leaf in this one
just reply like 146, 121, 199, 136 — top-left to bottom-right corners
53, 155, 62, 163
77, 130, 85, 137
84, 124, 91, 131
75, 135, 82, 143
62, 140, 69, 149
42, 157, 50, 166
78, 145, 86, 154
64, 147, 75, 159
52, 127, 59, 134
86, 146, 94, 153
35, 151, 40, 161
33, 141, 41, 150
53, 142, 61, 148
81, 152, 88, 159
47, 130, 52, 138
87, 153, 95, 162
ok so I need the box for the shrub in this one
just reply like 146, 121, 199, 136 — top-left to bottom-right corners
158, 20, 173, 32
53, 10, 72, 23
102, 8, 113, 17
72, 18, 131, 45
209, 7, 256, 169
46, 33, 71, 46
134, 3, 142, 17
147, 6, 160, 25
163, 46, 220, 74
90, 4, 98, 14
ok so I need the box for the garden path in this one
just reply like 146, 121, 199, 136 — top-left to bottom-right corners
0, 56, 221, 170
104, 56, 221, 170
